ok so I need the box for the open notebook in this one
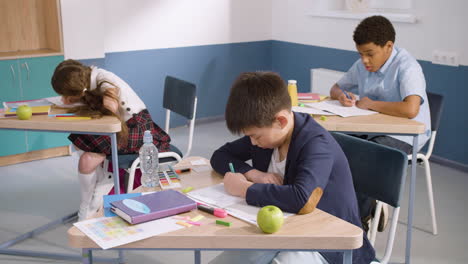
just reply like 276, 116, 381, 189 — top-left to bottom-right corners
187, 183, 292, 225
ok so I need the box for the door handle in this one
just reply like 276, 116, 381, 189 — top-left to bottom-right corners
22, 62, 30, 80
10, 65, 16, 80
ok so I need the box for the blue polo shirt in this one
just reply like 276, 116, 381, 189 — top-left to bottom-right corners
337, 46, 431, 150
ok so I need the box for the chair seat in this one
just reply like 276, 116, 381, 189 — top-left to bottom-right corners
107, 144, 184, 169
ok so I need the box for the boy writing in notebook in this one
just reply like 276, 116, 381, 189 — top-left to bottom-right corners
330, 15, 431, 153
210, 72, 375, 264
329, 15, 431, 231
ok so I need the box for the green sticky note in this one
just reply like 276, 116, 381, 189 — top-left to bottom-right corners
182, 187, 194, 193
216, 220, 232, 227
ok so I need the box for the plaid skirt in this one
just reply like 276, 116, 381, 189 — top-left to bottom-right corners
69, 109, 170, 155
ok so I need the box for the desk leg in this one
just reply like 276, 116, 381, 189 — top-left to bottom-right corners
194, 250, 201, 264
82, 249, 92, 264
110, 133, 120, 194
343, 250, 352, 264
405, 135, 419, 264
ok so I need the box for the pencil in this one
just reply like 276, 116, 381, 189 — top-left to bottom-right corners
56, 116, 91, 120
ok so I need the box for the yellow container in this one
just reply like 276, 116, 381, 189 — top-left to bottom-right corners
287, 80, 298, 107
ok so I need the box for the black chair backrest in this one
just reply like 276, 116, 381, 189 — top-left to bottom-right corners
163, 76, 197, 119
426, 92, 444, 132
331, 132, 408, 208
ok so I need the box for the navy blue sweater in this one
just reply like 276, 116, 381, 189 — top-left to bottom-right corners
210, 112, 375, 264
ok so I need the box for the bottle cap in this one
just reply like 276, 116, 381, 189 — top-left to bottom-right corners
288, 80, 297, 84
143, 130, 153, 143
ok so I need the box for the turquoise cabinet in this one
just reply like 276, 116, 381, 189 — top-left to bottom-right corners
0, 60, 27, 156
0, 56, 68, 157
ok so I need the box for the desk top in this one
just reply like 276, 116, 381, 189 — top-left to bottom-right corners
0, 108, 121, 133
314, 113, 425, 134
68, 157, 363, 251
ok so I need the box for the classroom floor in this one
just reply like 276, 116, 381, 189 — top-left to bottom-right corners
0, 119, 466, 264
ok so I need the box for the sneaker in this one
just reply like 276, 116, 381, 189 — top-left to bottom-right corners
377, 203, 389, 232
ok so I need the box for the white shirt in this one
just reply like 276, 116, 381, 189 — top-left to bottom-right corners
89, 66, 146, 121
267, 148, 286, 177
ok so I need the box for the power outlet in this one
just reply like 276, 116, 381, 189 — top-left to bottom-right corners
432, 50, 459, 66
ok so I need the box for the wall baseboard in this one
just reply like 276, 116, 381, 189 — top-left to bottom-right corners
196, 115, 225, 125
0, 146, 70, 167
430, 155, 468, 173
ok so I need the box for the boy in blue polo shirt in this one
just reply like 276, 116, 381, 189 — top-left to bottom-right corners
330, 15, 431, 232
210, 72, 375, 264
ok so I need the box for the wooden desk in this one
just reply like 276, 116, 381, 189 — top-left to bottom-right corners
313, 113, 425, 264
0, 112, 121, 262
68, 157, 363, 264
315, 113, 425, 134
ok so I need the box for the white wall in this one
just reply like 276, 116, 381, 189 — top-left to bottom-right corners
61, 0, 272, 59
60, 0, 105, 59
272, 0, 468, 66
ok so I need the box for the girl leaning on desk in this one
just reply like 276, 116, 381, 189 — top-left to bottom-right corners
51, 59, 171, 221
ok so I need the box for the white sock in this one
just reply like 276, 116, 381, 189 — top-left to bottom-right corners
89, 164, 114, 215
78, 170, 97, 221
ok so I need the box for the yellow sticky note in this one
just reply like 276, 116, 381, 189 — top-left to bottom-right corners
191, 215, 204, 222
176, 221, 192, 228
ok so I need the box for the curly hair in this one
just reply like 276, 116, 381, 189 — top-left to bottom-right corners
353, 15, 395, 46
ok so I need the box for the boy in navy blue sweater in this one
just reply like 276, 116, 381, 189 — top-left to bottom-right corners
210, 72, 375, 264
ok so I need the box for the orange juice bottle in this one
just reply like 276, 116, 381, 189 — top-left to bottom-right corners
287, 80, 298, 107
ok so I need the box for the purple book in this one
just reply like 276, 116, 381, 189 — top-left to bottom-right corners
110, 189, 197, 224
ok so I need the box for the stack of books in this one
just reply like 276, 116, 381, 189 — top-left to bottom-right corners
3, 99, 52, 117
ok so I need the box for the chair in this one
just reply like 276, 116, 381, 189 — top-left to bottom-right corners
407, 92, 444, 235
107, 76, 197, 193
331, 132, 408, 264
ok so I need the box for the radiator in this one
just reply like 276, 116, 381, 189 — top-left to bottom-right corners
310, 68, 345, 95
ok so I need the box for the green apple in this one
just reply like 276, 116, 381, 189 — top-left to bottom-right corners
16, 105, 32, 120
257, 205, 284, 234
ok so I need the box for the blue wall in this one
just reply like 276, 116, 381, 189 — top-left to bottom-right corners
271, 40, 468, 166
82, 40, 467, 166
84, 41, 272, 128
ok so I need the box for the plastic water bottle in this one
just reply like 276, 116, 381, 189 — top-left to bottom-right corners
139, 130, 159, 187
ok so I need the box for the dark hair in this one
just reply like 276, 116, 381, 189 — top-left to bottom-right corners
353, 15, 395, 46
225, 71, 291, 134
51, 59, 129, 145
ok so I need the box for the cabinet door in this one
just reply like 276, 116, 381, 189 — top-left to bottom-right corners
19, 56, 69, 152
0, 59, 27, 156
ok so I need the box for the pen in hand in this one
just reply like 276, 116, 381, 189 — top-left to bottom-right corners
340, 87, 352, 100
229, 162, 235, 173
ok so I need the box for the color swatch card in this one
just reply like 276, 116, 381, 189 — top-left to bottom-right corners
158, 166, 182, 189
74, 216, 183, 249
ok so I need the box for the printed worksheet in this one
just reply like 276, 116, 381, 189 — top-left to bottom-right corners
292, 106, 334, 116
306, 100, 377, 117
74, 216, 183, 249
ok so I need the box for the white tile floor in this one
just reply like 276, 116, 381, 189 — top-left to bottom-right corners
0, 120, 467, 264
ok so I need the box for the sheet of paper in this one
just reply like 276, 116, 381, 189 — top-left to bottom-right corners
292, 106, 334, 116
74, 216, 183, 249
191, 159, 208, 165
192, 165, 211, 172
187, 183, 292, 225
305, 100, 377, 118
45, 96, 84, 108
